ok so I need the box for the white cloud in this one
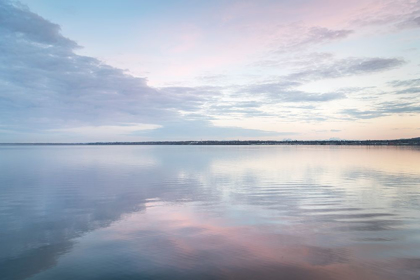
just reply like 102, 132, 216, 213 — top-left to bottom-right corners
49, 124, 162, 138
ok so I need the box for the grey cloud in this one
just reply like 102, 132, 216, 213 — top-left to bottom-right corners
400, 15, 420, 28
156, 86, 222, 110
254, 52, 335, 69
0, 1, 316, 139
0, 0, 77, 48
389, 78, 420, 87
380, 102, 420, 114
133, 120, 295, 140
288, 105, 317, 110
207, 91, 344, 122
281, 91, 345, 102
227, 58, 391, 117
289, 57, 405, 81
304, 26, 353, 43
251, 52, 334, 68
341, 102, 420, 120
340, 109, 385, 120
395, 9, 420, 29
239, 82, 345, 103
0, 1, 217, 135
209, 101, 261, 112
395, 87, 420, 94
254, 53, 406, 84
242, 81, 302, 93
276, 27, 353, 53
207, 102, 275, 118
242, 57, 404, 107
351, 1, 420, 31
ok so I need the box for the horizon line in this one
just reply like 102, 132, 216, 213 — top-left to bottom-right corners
1, 137, 419, 146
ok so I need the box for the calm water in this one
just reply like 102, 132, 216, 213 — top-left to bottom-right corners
1, 145, 420, 280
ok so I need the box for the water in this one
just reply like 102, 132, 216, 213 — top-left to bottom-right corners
1, 145, 420, 280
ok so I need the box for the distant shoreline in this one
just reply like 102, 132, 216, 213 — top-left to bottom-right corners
1, 138, 420, 146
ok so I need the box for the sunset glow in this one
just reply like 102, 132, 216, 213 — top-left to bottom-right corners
1, 0, 419, 142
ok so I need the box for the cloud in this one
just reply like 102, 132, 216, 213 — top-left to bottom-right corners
280, 91, 345, 102
210, 54, 406, 122
207, 101, 275, 118
253, 54, 404, 83
49, 123, 162, 139
242, 88, 345, 103
380, 102, 420, 114
389, 78, 420, 87
240, 81, 302, 94
0, 0, 417, 141
253, 52, 335, 68
237, 57, 403, 103
197, 74, 229, 83
0, 1, 309, 141
385, 78, 420, 96
341, 102, 420, 120
398, 15, 420, 29
289, 57, 405, 81
133, 120, 295, 140
395, 87, 420, 95
275, 26, 353, 53
0, 0, 78, 48
350, 0, 420, 31
0, 1, 217, 135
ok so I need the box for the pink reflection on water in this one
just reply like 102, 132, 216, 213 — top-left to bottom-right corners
100, 202, 399, 279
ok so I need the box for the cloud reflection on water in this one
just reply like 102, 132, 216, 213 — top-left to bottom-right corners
0, 146, 420, 280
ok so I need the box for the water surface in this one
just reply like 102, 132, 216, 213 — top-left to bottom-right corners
1, 145, 420, 280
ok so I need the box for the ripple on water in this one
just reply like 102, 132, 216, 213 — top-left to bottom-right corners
0, 145, 420, 280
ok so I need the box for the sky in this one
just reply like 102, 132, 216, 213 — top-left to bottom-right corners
0, 0, 420, 142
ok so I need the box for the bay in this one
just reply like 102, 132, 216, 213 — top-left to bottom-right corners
1, 145, 420, 280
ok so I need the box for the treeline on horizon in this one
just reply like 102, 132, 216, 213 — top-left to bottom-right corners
2, 137, 420, 146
